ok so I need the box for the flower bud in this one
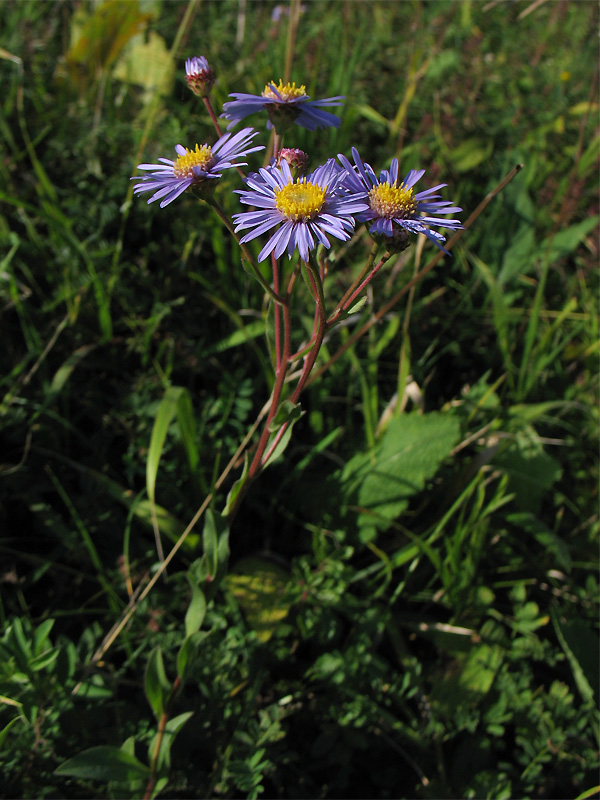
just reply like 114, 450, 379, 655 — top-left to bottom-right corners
185, 56, 215, 98
276, 148, 309, 179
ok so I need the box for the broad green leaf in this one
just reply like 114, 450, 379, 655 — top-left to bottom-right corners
113, 31, 174, 98
507, 512, 572, 572
430, 643, 504, 720
492, 434, 562, 514
225, 557, 291, 642
55, 745, 150, 781
341, 412, 461, 534
543, 216, 599, 265
65, 0, 152, 82
145, 646, 170, 720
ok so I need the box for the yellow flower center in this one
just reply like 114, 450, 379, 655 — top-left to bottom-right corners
369, 182, 417, 219
173, 144, 214, 178
262, 80, 307, 102
275, 179, 326, 221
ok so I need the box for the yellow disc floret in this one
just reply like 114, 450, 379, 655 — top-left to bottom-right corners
275, 179, 326, 221
369, 182, 417, 219
173, 144, 214, 178
263, 79, 307, 101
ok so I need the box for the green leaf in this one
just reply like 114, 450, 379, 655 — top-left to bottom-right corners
353, 103, 390, 129
552, 610, 598, 705
32, 619, 55, 656
268, 399, 303, 433
544, 216, 599, 265
202, 509, 220, 578
198, 319, 266, 358
176, 631, 209, 684
430, 644, 504, 718
147, 386, 198, 505
492, 434, 562, 514
174, 386, 200, 476
449, 137, 493, 172
262, 403, 305, 469
341, 412, 461, 533
113, 31, 174, 98
223, 453, 249, 518
8, 618, 31, 675
145, 646, 170, 720
147, 711, 193, 775
0, 717, 22, 751
184, 577, 206, 638
55, 746, 150, 781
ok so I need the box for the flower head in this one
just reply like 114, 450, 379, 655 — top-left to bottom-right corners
185, 56, 215, 97
222, 79, 344, 133
338, 147, 462, 253
131, 128, 263, 208
233, 159, 368, 262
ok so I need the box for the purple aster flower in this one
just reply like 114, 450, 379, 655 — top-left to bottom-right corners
221, 79, 344, 132
338, 147, 462, 253
185, 56, 215, 97
232, 159, 368, 263
131, 128, 264, 208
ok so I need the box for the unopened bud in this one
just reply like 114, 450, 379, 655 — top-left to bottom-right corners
185, 56, 215, 98
277, 147, 309, 178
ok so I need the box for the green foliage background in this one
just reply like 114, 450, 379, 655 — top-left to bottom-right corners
0, 0, 598, 798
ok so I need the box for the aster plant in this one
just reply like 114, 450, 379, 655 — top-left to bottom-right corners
126, 61, 464, 739
130, 55, 464, 509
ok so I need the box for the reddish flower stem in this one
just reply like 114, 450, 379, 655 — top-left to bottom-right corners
271, 251, 282, 370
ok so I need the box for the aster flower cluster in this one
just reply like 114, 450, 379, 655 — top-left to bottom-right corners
130, 54, 464, 509
131, 56, 461, 260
